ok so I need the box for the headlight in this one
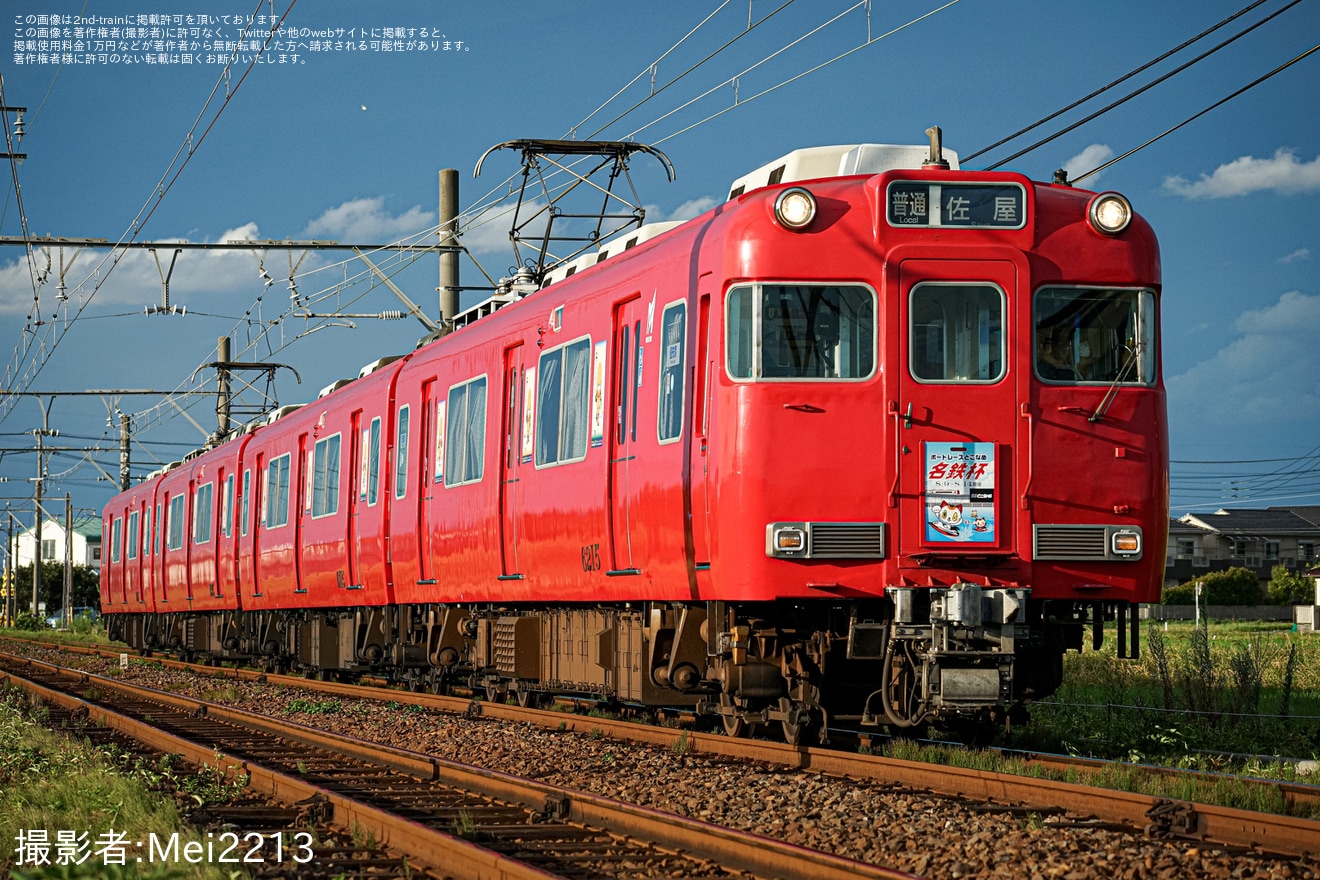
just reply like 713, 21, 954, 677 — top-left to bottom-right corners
1088, 192, 1132, 235
1111, 529, 1141, 557
774, 187, 816, 230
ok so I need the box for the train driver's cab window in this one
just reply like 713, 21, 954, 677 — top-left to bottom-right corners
1034, 287, 1156, 384
726, 284, 875, 380
909, 284, 1004, 383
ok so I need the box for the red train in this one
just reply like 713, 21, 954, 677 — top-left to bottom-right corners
101, 135, 1167, 744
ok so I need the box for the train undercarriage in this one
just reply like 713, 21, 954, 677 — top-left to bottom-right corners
106, 589, 1139, 746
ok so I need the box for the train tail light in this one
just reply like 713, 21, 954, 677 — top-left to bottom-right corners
1087, 192, 1132, 235
774, 187, 817, 230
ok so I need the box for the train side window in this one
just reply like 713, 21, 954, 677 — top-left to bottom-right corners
110, 517, 122, 563
155, 503, 163, 554
126, 511, 139, 560
240, 471, 250, 537
1034, 287, 1156, 385
367, 417, 381, 505
265, 455, 291, 528
222, 474, 234, 538
657, 301, 686, 443
536, 336, 591, 467
312, 434, 342, 517
193, 482, 214, 544
395, 406, 410, 499
167, 495, 185, 550
909, 283, 1004, 383
726, 284, 876, 380
143, 506, 152, 557
445, 376, 488, 487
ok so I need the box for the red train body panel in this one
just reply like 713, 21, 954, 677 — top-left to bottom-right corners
101, 142, 1167, 740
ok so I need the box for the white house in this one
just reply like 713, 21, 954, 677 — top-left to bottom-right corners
14, 518, 102, 569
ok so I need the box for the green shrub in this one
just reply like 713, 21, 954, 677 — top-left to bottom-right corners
1166, 567, 1262, 606
1267, 564, 1314, 606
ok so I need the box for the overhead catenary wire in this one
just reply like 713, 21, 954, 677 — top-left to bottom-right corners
1074, 41, 1320, 184
0, 0, 301, 429
961, 0, 1279, 164
982, 0, 1308, 172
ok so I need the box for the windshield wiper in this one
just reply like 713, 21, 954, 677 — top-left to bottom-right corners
1088, 342, 1140, 423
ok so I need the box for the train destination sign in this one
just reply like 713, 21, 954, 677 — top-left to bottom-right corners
886, 182, 1026, 229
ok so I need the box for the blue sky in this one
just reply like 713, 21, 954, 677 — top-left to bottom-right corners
2, 0, 1318, 530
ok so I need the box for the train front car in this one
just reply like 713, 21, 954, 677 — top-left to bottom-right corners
698, 142, 1166, 743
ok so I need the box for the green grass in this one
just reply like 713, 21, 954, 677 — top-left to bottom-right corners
0, 686, 243, 879
0, 623, 128, 649
1019, 619, 1320, 769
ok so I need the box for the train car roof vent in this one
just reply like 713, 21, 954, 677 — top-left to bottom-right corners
318, 378, 354, 399
265, 403, 302, 425
726, 143, 960, 200
358, 355, 401, 378
541, 221, 684, 289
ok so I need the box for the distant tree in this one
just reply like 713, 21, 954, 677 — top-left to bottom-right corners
1267, 564, 1314, 606
9, 564, 100, 615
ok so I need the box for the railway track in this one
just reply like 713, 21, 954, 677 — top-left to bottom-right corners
0, 649, 914, 880
13, 637, 1320, 857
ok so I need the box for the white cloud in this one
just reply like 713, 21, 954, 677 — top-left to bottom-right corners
1167, 291, 1320, 431
1162, 148, 1320, 199
303, 197, 435, 242
1280, 248, 1310, 264
663, 196, 717, 222
1061, 144, 1113, 187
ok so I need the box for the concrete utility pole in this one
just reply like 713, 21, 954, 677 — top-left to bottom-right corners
217, 335, 232, 438
438, 168, 460, 334
119, 412, 132, 491
32, 398, 53, 616
61, 493, 71, 628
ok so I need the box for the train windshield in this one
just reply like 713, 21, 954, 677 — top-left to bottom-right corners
726, 284, 876, 380
1034, 287, 1156, 385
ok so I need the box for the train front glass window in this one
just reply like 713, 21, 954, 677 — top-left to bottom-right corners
726, 284, 875, 380
1034, 288, 1156, 384
909, 284, 1004, 383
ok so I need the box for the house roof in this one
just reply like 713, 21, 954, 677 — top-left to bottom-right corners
1273, 505, 1320, 528
18, 518, 102, 541
1179, 508, 1320, 539
1168, 517, 1210, 535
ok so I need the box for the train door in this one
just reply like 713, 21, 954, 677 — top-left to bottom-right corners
417, 379, 437, 584
499, 344, 525, 577
294, 434, 308, 590
346, 410, 362, 588
689, 290, 713, 568
609, 295, 646, 573
894, 260, 1019, 565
